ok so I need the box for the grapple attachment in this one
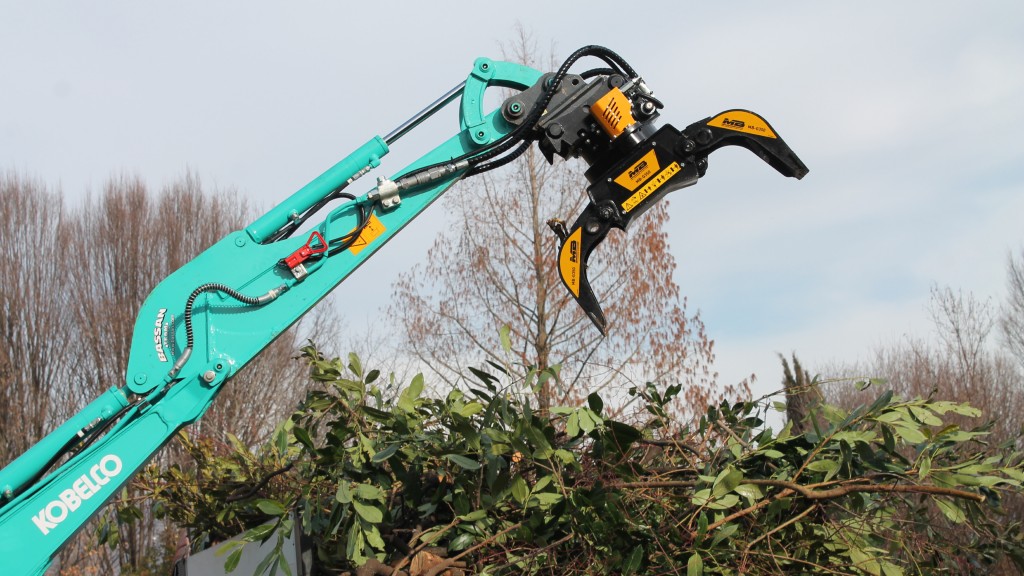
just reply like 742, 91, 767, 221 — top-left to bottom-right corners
503, 70, 806, 334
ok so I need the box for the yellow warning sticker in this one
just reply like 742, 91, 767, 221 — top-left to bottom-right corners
613, 149, 660, 192
707, 110, 777, 138
621, 162, 680, 213
348, 213, 386, 255
558, 227, 583, 297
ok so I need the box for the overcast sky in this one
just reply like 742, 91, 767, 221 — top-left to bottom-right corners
3, 3, 1023, 397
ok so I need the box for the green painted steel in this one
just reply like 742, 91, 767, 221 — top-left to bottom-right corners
0, 387, 129, 502
0, 57, 543, 576
246, 136, 389, 243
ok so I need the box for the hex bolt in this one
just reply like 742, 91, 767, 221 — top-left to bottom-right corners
598, 205, 615, 221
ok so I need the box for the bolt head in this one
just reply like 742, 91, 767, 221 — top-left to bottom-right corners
202, 370, 216, 383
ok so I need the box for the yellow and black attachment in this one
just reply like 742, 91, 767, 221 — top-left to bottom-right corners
550, 110, 808, 335
496, 48, 808, 335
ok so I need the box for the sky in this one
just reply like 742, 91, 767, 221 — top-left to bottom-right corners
2, 2, 1023, 399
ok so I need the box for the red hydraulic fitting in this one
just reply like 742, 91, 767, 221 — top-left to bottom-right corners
284, 231, 328, 269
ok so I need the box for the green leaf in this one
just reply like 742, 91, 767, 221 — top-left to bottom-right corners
278, 550, 294, 576
450, 532, 475, 551
806, 459, 841, 482
606, 421, 642, 449
511, 476, 529, 505
712, 467, 743, 498
345, 517, 362, 559
532, 474, 553, 493
355, 483, 384, 501
371, 443, 399, 463
458, 402, 485, 418
710, 522, 739, 547
244, 523, 276, 543
566, 412, 580, 437
918, 455, 932, 479
706, 493, 739, 510
363, 524, 386, 550
577, 409, 596, 434
936, 498, 966, 524
336, 483, 352, 504
849, 547, 882, 576
881, 561, 905, 576
253, 549, 277, 576
909, 405, 942, 426
554, 449, 576, 465
687, 552, 704, 576
499, 324, 512, 352
348, 352, 362, 377
256, 499, 285, 516
735, 483, 764, 503
351, 500, 384, 523
866, 389, 894, 414
530, 492, 563, 506
458, 509, 488, 522
623, 545, 643, 575
397, 374, 425, 412
224, 547, 243, 573
293, 426, 315, 451
692, 488, 712, 507
893, 424, 928, 445
446, 453, 481, 470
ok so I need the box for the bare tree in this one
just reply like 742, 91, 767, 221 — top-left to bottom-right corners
0, 171, 333, 574
390, 35, 730, 417
928, 285, 996, 387
1002, 248, 1024, 371
0, 173, 77, 461
824, 284, 1024, 446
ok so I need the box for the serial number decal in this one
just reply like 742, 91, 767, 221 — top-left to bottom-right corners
707, 110, 777, 138
621, 162, 681, 213
348, 213, 387, 255
613, 149, 660, 192
558, 227, 583, 297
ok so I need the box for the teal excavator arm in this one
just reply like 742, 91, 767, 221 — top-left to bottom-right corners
0, 46, 807, 575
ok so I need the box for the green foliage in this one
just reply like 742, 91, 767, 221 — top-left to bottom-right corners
125, 348, 1024, 574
